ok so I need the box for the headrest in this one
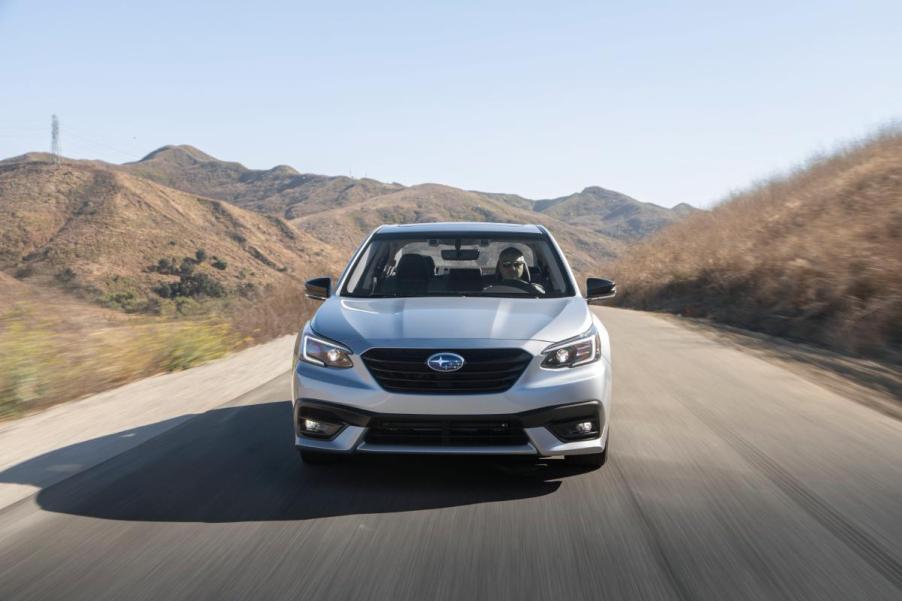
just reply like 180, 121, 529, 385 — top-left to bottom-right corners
396, 254, 430, 280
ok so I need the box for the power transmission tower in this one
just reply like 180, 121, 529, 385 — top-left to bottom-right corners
51, 115, 61, 165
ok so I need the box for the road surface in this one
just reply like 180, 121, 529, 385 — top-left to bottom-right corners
1, 308, 901, 601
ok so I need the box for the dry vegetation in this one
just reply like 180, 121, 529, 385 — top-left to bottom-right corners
0, 300, 242, 418
0, 275, 318, 418
228, 282, 323, 344
0, 160, 342, 308
608, 128, 902, 359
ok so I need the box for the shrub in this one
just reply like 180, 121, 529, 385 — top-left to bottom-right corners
55, 267, 77, 284
155, 257, 177, 275
237, 282, 256, 299
228, 283, 316, 343
179, 257, 197, 276
103, 291, 136, 311
154, 272, 227, 300
185, 273, 225, 297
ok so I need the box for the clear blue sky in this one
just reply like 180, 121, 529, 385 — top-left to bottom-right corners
1, 0, 899, 208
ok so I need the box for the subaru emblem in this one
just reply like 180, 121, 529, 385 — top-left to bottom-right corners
426, 352, 465, 373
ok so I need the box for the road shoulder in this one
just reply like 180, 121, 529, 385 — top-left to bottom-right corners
652, 312, 902, 420
0, 334, 294, 511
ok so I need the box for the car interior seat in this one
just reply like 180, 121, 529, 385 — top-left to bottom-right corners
394, 254, 431, 295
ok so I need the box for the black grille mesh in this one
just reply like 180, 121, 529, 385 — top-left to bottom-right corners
361, 348, 532, 394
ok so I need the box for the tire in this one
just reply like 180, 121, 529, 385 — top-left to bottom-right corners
564, 434, 609, 469
565, 449, 606, 469
298, 449, 341, 465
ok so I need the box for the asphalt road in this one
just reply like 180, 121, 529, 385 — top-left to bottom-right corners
1, 308, 901, 601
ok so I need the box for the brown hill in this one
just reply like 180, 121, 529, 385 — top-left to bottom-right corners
529, 186, 699, 240
122, 145, 403, 219
121, 145, 693, 242
0, 159, 343, 311
606, 129, 902, 358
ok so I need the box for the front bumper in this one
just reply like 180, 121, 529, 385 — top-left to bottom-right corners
293, 398, 609, 456
293, 344, 611, 457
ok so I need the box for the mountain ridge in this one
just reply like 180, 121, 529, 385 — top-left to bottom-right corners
116, 145, 697, 239
2, 145, 697, 243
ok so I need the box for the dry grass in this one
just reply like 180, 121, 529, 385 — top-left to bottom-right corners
607, 127, 902, 359
227, 283, 321, 344
0, 277, 325, 418
0, 302, 246, 418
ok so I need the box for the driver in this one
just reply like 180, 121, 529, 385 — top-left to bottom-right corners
496, 247, 529, 282
494, 247, 545, 293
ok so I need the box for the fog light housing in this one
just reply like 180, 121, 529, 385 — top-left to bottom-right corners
549, 417, 600, 441
299, 417, 344, 439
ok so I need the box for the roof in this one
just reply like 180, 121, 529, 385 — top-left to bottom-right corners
375, 222, 544, 236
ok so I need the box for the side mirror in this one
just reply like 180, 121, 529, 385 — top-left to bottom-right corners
305, 277, 331, 301
586, 277, 616, 304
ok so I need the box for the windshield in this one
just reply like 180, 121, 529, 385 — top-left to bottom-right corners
341, 235, 575, 298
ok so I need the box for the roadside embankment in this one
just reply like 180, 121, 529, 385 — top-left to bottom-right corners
606, 128, 902, 361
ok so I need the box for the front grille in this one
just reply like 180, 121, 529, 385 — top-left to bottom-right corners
364, 418, 529, 446
361, 348, 532, 394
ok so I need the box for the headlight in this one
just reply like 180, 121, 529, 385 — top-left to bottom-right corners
541, 328, 601, 368
301, 333, 353, 368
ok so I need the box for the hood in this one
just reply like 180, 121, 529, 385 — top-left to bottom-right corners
311, 296, 592, 351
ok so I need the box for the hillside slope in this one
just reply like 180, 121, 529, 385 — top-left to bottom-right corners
0, 159, 342, 311
607, 130, 902, 358
120, 145, 692, 242
530, 186, 698, 240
